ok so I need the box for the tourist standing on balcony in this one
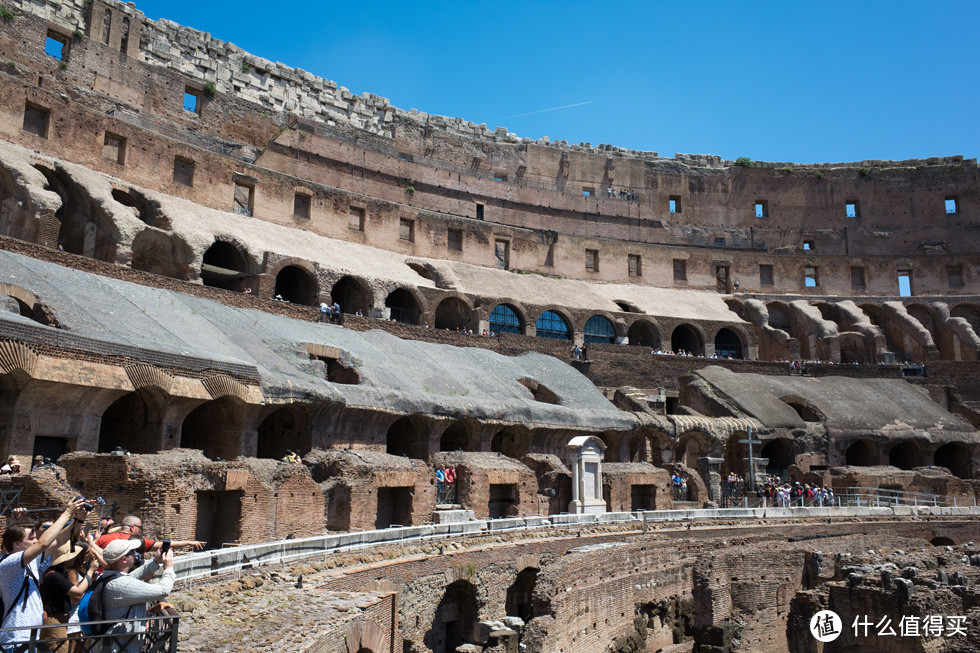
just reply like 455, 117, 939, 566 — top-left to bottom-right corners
0, 497, 89, 647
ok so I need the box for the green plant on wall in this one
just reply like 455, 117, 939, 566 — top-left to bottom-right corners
0, 7, 14, 21
858, 167, 871, 177
404, 182, 415, 194
72, 29, 83, 40
240, 60, 251, 74
733, 156, 754, 167
203, 81, 216, 97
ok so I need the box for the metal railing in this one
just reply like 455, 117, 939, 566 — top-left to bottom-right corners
0, 614, 178, 652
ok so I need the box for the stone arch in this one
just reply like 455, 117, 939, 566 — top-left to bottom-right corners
860, 303, 911, 361
839, 332, 871, 364
331, 276, 373, 315
427, 580, 479, 653
130, 229, 194, 280
627, 319, 661, 347
505, 567, 538, 622
110, 187, 170, 230
713, 327, 744, 359
675, 431, 709, 469
597, 430, 622, 462
845, 440, 877, 466
434, 295, 474, 331
583, 314, 617, 344
201, 240, 251, 291
761, 438, 794, 478
33, 164, 120, 262
98, 387, 167, 454
889, 441, 919, 470
950, 303, 980, 338
906, 304, 938, 338
384, 287, 423, 325
440, 421, 475, 452
766, 301, 793, 332
934, 442, 972, 479
490, 426, 530, 459
781, 397, 824, 423
386, 416, 429, 460
0, 284, 58, 327
930, 536, 956, 546
272, 264, 318, 306
815, 302, 852, 332
488, 303, 526, 335
256, 405, 311, 460
534, 307, 574, 340
670, 323, 705, 356
180, 396, 244, 460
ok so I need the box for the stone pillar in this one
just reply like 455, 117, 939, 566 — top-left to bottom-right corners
567, 435, 606, 515
698, 456, 724, 504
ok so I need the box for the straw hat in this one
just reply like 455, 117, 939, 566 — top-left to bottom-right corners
50, 540, 85, 567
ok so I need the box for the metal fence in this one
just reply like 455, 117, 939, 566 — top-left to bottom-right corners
0, 614, 178, 652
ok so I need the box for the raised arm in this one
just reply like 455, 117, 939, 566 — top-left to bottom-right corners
23, 498, 86, 566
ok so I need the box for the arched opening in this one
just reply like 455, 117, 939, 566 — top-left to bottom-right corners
535, 310, 570, 340
434, 297, 471, 331
675, 432, 708, 469
131, 230, 193, 280
767, 303, 792, 331
256, 405, 311, 460
384, 288, 421, 325
839, 333, 870, 364
440, 422, 472, 452
427, 580, 478, 653
628, 433, 649, 463
490, 426, 529, 459
201, 241, 249, 291
670, 324, 704, 355
386, 416, 428, 460
889, 441, 918, 470
488, 304, 523, 335
273, 266, 318, 306
98, 389, 166, 454
934, 442, 971, 479
180, 397, 243, 460
331, 276, 372, 315
761, 439, 794, 479
111, 188, 168, 229
930, 536, 956, 546
951, 304, 980, 338
34, 164, 118, 262
816, 302, 851, 332
782, 398, 823, 423
583, 315, 616, 344
845, 440, 876, 466
505, 567, 538, 622
713, 328, 744, 359
627, 320, 659, 347
614, 300, 642, 313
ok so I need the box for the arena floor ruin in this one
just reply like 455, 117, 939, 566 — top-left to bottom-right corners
0, 1, 978, 650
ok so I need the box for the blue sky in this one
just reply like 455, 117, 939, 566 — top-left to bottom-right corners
132, 1, 979, 164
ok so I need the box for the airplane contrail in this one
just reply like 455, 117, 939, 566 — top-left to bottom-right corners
495, 101, 593, 121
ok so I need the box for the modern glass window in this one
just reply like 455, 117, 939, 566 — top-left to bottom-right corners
489, 304, 522, 334
535, 311, 570, 340
583, 315, 616, 344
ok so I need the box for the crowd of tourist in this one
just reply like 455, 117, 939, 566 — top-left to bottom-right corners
0, 497, 204, 650
649, 348, 738, 360
759, 479, 836, 507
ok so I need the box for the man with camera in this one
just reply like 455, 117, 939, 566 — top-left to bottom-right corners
95, 515, 204, 553
93, 538, 175, 652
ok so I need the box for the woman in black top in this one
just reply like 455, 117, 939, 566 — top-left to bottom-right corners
40, 541, 95, 652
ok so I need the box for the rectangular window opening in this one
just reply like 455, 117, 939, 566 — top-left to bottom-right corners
759, 264, 774, 286
945, 197, 959, 214
713, 237, 726, 247
22, 102, 50, 138
493, 174, 507, 182
447, 228, 463, 252
948, 265, 964, 288
233, 180, 255, 217
845, 201, 860, 218
754, 200, 768, 218
183, 88, 201, 114
898, 271, 912, 297
585, 249, 599, 273
851, 266, 866, 288
495, 239, 510, 270
803, 241, 813, 251
45, 33, 68, 61
673, 258, 687, 282
669, 196, 681, 213
399, 218, 415, 242
804, 266, 819, 288
348, 206, 365, 231
173, 156, 195, 187
102, 132, 126, 165
475, 203, 484, 221
628, 254, 642, 278
582, 187, 595, 197
293, 193, 311, 220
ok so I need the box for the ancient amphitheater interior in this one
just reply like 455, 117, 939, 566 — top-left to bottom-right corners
0, 1, 978, 651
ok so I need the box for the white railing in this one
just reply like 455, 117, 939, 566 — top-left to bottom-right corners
172, 503, 980, 584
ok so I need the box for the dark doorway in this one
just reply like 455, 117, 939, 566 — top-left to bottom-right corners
434, 297, 470, 331
386, 417, 429, 460
440, 422, 470, 452
385, 288, 422, 325
274, 266, 318, 305
627, 321, 659, 347
670, 324, 703, 355
761, 439, 794, 478
256, 406, 311, 460
331, 276, 372, 315
889, 441, 917, 470
505, 567, 538, 622
181, 397, 243, 460
99, 389, 165, 454
630, 484, 656, 511
714, 328, 743, 359
934, 442, 971, 479
428, 580, 478, 653
489, 483, 517, 518
201, 242, 249, 291
195, 490, 242, 548
490, 427, 528, 459
32, 436, 68, 463
845, 440, 876, 466
376, 486, 413, 529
